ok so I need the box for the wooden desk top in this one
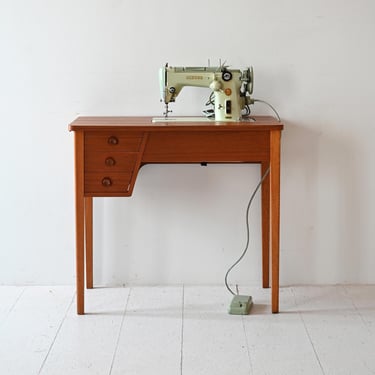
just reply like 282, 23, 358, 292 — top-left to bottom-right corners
69, 116, 283, 132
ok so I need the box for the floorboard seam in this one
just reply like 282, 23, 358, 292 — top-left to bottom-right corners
342, 285, 373, 334
241, 315, 254, 375
291, 287, 326, 375
180, 284, 185, 375
0, 286, 26, 327
37, 289, 75, 375
109, 287, 132, 375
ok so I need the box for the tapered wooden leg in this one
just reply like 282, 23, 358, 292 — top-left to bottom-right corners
76, 196, 85, 314
85, 197, 93, 289
270, 130, 281, 314
75, 131, 85, 314
261, 162, 270, 288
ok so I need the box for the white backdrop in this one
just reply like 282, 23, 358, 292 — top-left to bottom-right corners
1, 0, 374, 286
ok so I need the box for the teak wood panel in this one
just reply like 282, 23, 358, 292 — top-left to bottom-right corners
85, 151, 139, 172
84, 132, 144, 151
142, 131, 270, 163
69, 115, 282, 130
84, 172, 133, 194
83, 131, 149, 197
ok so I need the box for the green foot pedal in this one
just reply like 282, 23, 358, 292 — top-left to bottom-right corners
228, 295, 253, 315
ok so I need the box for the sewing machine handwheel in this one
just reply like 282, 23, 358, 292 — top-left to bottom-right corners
247, 67, 254, 95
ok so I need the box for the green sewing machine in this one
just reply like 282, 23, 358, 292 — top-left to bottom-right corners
153, 63, 254, 122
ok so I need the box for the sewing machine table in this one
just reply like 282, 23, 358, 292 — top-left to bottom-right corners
69, 116, 283, 314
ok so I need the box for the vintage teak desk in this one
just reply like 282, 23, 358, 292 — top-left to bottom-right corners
69, 116, 283, 314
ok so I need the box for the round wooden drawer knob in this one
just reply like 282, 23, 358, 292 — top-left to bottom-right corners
105, 157, 116, 166
102, 177, 112, 187
108, 136, 119, 145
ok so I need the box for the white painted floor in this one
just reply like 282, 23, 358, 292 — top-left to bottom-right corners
1, 285, 375, 375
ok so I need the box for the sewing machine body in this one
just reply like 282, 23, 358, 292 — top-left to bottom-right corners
156, 64, 253, 122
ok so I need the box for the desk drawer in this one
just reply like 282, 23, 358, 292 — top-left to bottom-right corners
85, 151, 138, 172
85, 172, 133, 194
142, 131, 270, 162
85, 132, 143, 152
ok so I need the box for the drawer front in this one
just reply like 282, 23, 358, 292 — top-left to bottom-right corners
85, 172, 133, 194
85, 151, 138, 172
143, 131, 270, 162
85, 132, 143, 152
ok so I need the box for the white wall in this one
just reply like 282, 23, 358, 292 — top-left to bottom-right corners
1, 0, 374, 286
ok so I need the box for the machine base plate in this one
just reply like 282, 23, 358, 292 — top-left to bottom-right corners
152, 117, 213, 123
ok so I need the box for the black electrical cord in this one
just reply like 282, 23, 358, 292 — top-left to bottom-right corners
224, 166, 271, 296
